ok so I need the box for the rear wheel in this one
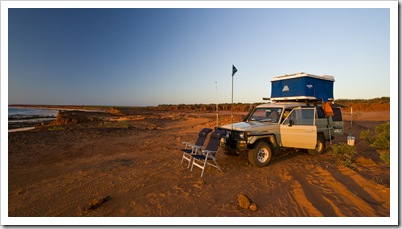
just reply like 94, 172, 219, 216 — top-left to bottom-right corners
248, 142, 273, 167
308, 135, 326, 155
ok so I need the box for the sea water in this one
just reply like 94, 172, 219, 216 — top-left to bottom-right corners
8, 107, 59, 119
8, 107, 59, 127
8, 107, 59, 131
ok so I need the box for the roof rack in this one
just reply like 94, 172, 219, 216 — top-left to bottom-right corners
262, 97, 336, 107
263, 97, 332, 102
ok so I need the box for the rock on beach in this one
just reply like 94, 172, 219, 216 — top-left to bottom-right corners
52, 110, 102, 125
238, 193, 257, 211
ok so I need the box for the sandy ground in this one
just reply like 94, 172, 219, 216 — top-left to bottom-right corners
7, 108, 390, 221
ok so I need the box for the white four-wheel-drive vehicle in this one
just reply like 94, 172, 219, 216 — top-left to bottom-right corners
217, 72, 344, 167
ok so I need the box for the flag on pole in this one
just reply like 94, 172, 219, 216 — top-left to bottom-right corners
232, 65, 238, 77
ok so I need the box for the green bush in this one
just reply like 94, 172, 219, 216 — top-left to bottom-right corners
372, 122, 390, 150
98, 120, 130, 129
360, 129, 374, 145
378, 150, 390, 166
48, 126, 63, 131
328, 142, 357, 167
359, 122, 390, 166
360, 122, 390, 150
116, 120, 130, 129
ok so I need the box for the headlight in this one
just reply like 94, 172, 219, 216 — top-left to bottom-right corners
239, 132, 250, 139
239, 132, 245, 139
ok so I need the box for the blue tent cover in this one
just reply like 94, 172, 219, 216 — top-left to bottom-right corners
270, 72, 334, 101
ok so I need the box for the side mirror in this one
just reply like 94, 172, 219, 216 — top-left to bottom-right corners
288, 120, 294, 127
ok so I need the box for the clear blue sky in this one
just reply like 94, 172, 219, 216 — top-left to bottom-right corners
7, 7, 391, 106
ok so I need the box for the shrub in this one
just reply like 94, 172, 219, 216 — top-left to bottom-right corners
378, 150, 390, 166
371, 122, 390, 150
328, 142, 357, 167
98, 120, 130, 129
359, 122, 390, 166
360, 122, 390, 150
48, 126, 63, 131
360, 129, 374, 145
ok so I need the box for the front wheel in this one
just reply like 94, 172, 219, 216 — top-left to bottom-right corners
307, 136, 326, 155
248, 142, 273, 167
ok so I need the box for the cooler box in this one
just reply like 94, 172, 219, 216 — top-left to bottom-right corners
270, 72, 335, 101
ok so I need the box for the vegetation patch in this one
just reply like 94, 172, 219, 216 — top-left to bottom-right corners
48, 126, 63, 131
98, 120, 131, 129
328, 143, 357, 168
335, 97, 390, 112
360, 122, 390, 166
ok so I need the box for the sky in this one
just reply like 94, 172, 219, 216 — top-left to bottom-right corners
6, 3, 393, 106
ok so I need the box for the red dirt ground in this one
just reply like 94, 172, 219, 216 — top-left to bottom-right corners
7, 109, 391, 223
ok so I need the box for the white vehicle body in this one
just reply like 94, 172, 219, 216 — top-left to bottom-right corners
218, 101, 344, 167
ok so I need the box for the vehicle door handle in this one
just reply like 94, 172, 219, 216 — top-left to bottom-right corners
306, 130, 314, 133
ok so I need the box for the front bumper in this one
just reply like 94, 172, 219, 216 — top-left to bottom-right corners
219, 129, 249, 151
222, 138, 248, 150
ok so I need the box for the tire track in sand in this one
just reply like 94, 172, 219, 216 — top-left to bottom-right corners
326, 166, 389, 216
288, 168, 339, 216
287, 161, 385, 216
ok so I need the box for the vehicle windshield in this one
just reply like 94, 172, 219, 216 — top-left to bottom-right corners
248, 107, 283, 123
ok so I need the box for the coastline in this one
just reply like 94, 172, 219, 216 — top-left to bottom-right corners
8, 127, 36, 133
8, 104, 108, 112
8, 105, 106, 132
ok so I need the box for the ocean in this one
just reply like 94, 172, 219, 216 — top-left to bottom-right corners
8, 107, 59, 118
8, 107, 59, 131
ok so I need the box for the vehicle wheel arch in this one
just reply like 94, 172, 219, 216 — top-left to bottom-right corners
317, 132, 325, 141
307, 133, 326, 155
248, 135, 279, 153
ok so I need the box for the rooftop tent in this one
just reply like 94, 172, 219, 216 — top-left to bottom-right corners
270, 72, 335, 101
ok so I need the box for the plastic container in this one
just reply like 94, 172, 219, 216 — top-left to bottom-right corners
347, 136, 355, 146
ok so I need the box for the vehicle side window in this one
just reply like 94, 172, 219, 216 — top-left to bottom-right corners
316, 107, 325, 118
283, 108, 315, 126
332, 107, 343, 121
283, 110, 296, 125
280, 109, 292, 123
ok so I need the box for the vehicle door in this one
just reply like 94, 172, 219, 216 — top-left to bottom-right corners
279, 107, 317, 149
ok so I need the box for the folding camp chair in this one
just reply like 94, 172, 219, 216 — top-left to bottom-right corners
190, 129, 226, 177
181, 128, 212, 167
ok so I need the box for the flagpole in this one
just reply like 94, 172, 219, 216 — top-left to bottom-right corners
231, 65, 237, 130
215, 81, 219, 127
231, 73, 234, 130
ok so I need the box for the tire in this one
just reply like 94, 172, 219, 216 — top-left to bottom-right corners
248, 142, 273, 167
307, 135, 326, 155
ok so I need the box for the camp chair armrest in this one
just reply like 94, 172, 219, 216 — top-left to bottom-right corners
182, 142, 196, 148
202, 150, 217, 154
191, 145, 202, 154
